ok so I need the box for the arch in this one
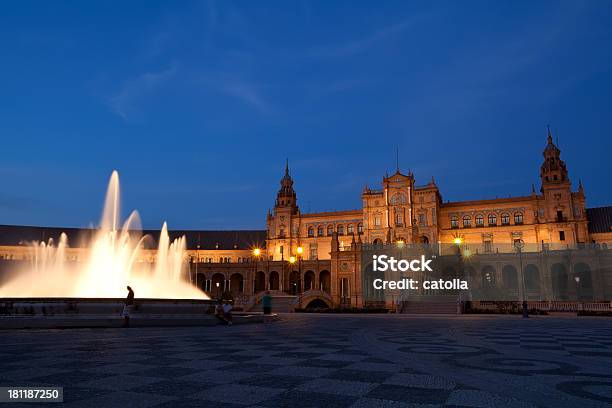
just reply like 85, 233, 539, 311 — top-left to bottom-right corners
373, 238, 383, 245
319, 270, 331, 293
502, 265, 518, 289
230, 273, 244, 295
524, 264, 540, 294
327, 225, 334, 236
501, 213, 510, 225
419, 235, 429, 244
211, 273, 225, 299
488, 214, 497, 226
269, 271, 280, 290
475, 214, 484, 227
304, 270, 315, 291
196, 273, 206, 291
289, 270, 301, 294
462, 215, 472, 228
337, 224, 344, 235
317, 226, 324, 236
255, 271, 266, 293
305, 299, 331, 310
573, 262, 593, 300
551, 263, 568, 300
308, 226, 314, 237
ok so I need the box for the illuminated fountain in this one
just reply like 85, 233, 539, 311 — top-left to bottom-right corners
0, 171, 206, 299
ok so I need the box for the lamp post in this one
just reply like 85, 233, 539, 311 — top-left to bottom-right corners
514, 239, 528, 318
252, 248, 261, 294
574, 275, 581, 313
289, 255, 297, 295
297, 246, 303, 292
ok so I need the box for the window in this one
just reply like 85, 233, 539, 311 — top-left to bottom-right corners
347, 224, 354, 234
357, 223, 363, 234
488, 214, 497, 226
308, 226, 314, 237
395, 211, 403, 226
463, 215, 471, 228
390, 193, 406, 204
279, 228, 285, 238
317, 226, 324, 236
418, 213, 426, 225
559, 230, 565, 241
337, 225, 344, 235
556, 210, 564, 222
450, 216, 459, 229
501, 213, 510, 225
475, 214, 484, 227
327, 225, 333, 236
374, 215, 381, 226
309, 244, 318, 260
514, 212, 523, 225
484, 240, 493, 253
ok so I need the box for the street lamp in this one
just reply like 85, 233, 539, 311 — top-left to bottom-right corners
296, 246, 303, 294
514, 239, 528, 318
289, 256, 297, 295
574, 275, 582, 312
252, 248, 261, 293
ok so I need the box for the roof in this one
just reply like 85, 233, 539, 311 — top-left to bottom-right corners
0, 225, 267, 250
586, 207, 612, 234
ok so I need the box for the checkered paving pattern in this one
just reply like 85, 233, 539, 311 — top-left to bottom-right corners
0, 315, 611, 407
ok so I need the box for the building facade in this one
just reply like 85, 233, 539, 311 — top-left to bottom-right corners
0, 130, 611, 310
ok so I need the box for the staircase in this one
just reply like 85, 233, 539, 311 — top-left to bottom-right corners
399, 295, 458, 314
249, 295, 297, 313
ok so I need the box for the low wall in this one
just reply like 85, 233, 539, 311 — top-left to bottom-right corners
0, 298, 268, 328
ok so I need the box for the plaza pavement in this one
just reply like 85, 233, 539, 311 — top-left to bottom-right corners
0, 314, 611, 407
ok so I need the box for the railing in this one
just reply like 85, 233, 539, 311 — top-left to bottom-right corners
471, 301, 612, 312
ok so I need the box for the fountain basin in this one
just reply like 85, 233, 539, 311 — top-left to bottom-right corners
0, 298, 268, 329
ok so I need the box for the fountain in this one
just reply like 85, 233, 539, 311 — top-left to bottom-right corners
0, 171, 206, 300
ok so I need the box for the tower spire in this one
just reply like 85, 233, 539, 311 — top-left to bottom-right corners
396, 147, 399, 173
285, 158, 289, 176
547, 125, 553, 144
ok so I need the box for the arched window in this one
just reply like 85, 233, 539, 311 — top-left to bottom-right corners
450, 216, 459, 229
501, 213, 510, 225
317, 226, 324, 236
488, 214, 497, 226
514, 212, 523, 225
462, 215, 471, 228
327, 225, 333, 236
307, 226, 314, 237
390, 193, 406, 205
337, 225, 344, 235
347, 224, 354, 234
357, 223, 363, 234
475, 214, 484, 227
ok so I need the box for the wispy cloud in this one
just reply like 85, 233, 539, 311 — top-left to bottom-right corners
221, 80, 272, 114
109, 63, 178, 120
307, 15, 426, 59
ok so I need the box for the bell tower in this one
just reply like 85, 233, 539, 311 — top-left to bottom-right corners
275, 159, 298, 214
540, 126, 569, 189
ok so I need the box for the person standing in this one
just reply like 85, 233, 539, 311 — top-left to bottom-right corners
222, 300, 233, 326
262, 291, 272, 315
123, 286, 134, 328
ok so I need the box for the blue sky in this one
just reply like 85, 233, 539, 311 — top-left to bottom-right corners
1, 0, 611, 230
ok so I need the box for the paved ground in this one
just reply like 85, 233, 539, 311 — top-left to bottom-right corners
0, 314, 611, 407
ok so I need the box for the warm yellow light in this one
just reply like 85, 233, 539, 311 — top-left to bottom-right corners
252, 248, 261, 257
396, 240, 405, 248
297, 246, 303, 255
462, 249, 471, 258
453, 237, 463, 245
289, 256, 296, 264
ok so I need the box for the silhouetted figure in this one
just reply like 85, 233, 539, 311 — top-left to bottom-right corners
223, 300, 233, 326
123, 286, 134, 327
262, 291, 272, 315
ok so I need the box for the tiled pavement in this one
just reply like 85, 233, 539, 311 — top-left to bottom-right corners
0, 314, 611, 407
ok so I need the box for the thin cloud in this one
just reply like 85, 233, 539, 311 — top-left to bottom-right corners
221, 80, 272, 114
307, 15, 427, 59
109, 63, 178, 120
